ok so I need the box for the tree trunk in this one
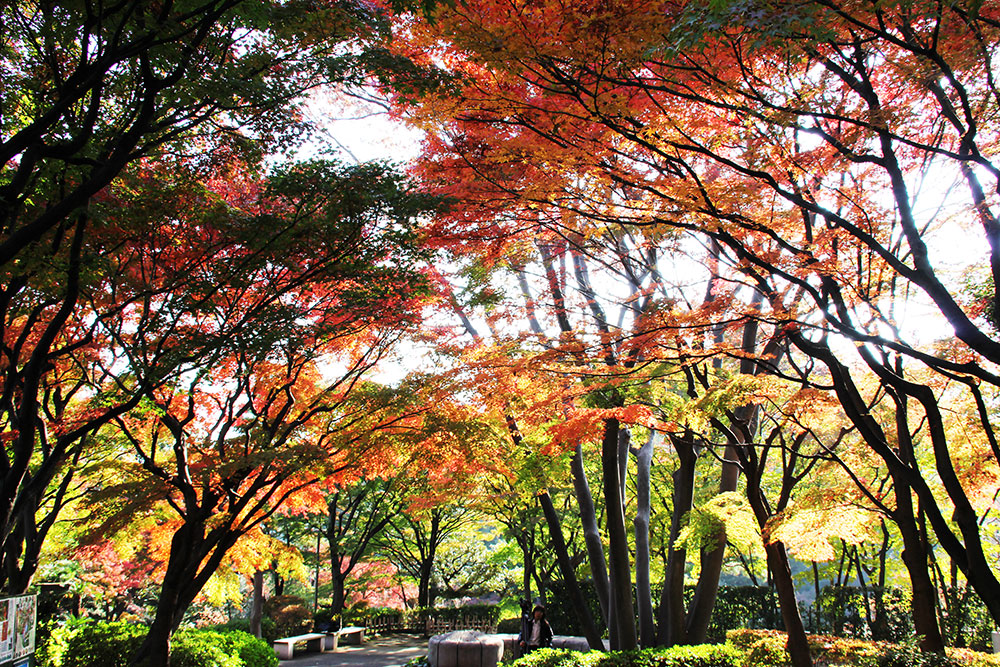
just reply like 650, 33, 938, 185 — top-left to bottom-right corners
688, 305, 761, 643
684, 440, 741, 643
136, 524, 202, 667
633, 430, 655, 647
657, 432, 698, 645
601, 417, 637, 650
572, 441, 610, 628
330, 560, 347, 616
250, 571, 264, 638
765, 541, 812, 667
539, 490, 605, 650
895, 493, 945, 652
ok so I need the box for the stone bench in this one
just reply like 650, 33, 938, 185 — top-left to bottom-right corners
490, 633, 607, 659
330, 625, 365, 649
273, 632, 334, 660
428, 631, 608, 666
429, 630, 504, 667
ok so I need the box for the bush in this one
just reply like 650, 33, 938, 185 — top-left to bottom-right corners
511, 648, 605, 667
947, 649, 1000, 667
203, 617, 278, 643
217, 629, 279, 667
509, 645, 742, 667
44, 619, 279, 667
809, 586, 913, 643
263, 594, 312, 636
171, 630, 240, 667
654, 644, 743, 667
860, 638, 956, 667
37, 616, 90, 667
942, 586, 995, 652
728, 629, 1000, 667
59, 620, 146, 667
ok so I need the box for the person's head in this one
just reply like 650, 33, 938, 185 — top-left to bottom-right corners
532, 605, 545, 620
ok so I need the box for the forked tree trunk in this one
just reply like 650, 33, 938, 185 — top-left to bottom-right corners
657, 431, 698, 646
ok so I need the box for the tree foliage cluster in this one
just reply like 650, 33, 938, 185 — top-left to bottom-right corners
6, 1, 1000, 666
372, 1, 1000, 665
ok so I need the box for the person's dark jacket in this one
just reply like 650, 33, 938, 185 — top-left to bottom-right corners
517, 615, 553, 650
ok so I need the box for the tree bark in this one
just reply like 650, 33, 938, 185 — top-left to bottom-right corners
250, 571, 264, 638
657, 431, 698, 645
538, 490, 605, 650
601, 417, 637, 650
765, 541, 813, 667
633, 430, 655, 647
572, 442, 610, 628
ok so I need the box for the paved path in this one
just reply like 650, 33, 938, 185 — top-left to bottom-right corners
278, 633, 426, 666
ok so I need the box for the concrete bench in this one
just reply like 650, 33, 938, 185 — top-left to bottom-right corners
273, 632, 334, 659
489, 633, 607, 659
330, 625, 366, 649
429, 630, 504, 667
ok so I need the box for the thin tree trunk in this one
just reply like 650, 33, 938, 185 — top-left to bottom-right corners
538, 490, 604, 650
602, 417, 637, 650
250, 571, 264, 638
572, 442, 610, 628
634, 430, 655, 647
765, 541, 813, 667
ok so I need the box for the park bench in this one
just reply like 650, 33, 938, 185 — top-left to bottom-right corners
330, 625, 366, 649
272, 632, 334, 659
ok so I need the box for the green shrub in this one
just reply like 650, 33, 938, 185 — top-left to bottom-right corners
263, 594, 312, 636
942, 586, 995, 652
509, 645, 742, 667
216, 629, 279, 667
60, 620, 147, 667
511, 648, 605, 667
654, 643, 743, 667
37, 616, 90, 667
171, 630, 240, 667
203, 617, 278, 643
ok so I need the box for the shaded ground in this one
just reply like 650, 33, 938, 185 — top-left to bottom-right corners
278, 633, 426, 666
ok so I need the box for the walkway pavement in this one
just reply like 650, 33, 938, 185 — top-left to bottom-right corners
278, 633, 427, 666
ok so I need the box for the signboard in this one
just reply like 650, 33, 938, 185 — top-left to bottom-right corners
0, 596, 35, 665
0, 600, 10, 661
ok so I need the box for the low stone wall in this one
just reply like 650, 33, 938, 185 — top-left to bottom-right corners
428, 631, 609, 666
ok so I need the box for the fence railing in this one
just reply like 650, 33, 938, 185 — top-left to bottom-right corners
351, 607, 499, 636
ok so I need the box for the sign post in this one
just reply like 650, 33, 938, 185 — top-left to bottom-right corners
0, 595, 36, 667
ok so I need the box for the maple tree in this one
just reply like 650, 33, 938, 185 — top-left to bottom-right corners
324, 475, 407, 615
386, 1, 1000, 661
50, 154, 437, 666
0, 0, 440, 599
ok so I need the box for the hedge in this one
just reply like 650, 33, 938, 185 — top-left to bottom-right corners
509, 644, 742, 667
727, 629, 1000, 667
42, 619, 276, 667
